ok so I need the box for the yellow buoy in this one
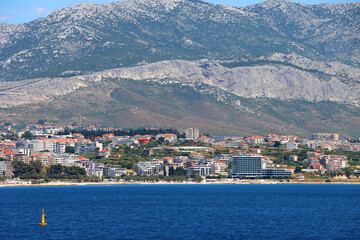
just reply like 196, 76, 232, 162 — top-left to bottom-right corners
38, 208, 47, 226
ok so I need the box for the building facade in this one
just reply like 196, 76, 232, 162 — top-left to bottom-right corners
185, 128, 200, 140
232, 155, 292, 178
0, 161, 12, 177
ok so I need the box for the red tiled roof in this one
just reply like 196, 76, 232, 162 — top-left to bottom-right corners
215, 161, 225, 164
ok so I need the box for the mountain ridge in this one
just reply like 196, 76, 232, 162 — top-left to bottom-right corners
0, 56, 359, 107
0, 0, 359, 136
1, 0, 359, 82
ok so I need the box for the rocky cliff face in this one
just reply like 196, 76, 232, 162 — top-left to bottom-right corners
0, 55, 359, 107
243, 0, 360, 64
97, 58, 360, 103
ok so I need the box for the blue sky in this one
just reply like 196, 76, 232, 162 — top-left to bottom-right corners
0, 0, 358, 24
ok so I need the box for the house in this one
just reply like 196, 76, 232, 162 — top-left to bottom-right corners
309, 157, 320, 165
326, 161, 342, 171
0, 160, 12, 177
187, 166, 211, 176
75, 140, 103, 154
214, 154, 233, 167
185, 128, 199, 140
72, 133, 85, 140
49, 157, 64, 165
126, 169, 136, 176
238, 142, 249, 150
108, 168, 127, 178
13, 154, 31, 164
0, 148, 15, 161
211, 161, 227, 173
138, 138, 149, 144
134, 161, 163, 175
143, 149, 153, 156
286, 141, 298, 150
244, 136, 264, 145
249, 148, 261, 154
133, 135, 153, 140
98, 149, 110, 158
162, 157, 174, 164
112, 136, 139, 146
195, 135, 215, 143
308, 163, 324, 170
102, 133, 115, 141
289, 155, 298, 161
185, 159, 198, 168
30, 153, 53, 166
92, 168, 104, 178
156, 134, 177, 143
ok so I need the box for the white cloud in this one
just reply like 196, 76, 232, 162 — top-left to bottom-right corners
0, 16, 11, 21
35, 7, 51, 15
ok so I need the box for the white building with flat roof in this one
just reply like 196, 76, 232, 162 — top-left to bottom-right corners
185, 128, 199, 140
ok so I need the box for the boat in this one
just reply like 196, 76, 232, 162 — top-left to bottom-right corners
38, 208, 47, 226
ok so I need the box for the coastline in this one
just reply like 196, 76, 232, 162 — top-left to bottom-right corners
1, 180, 360, 187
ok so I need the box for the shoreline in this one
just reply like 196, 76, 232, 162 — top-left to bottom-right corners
1, 180, 360, 187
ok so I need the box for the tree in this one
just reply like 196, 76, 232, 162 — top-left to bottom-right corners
294, 166, 302, 173
344, 168, 353, 178
22, 131, 34, 140
37, 119, 46, 125
176, 133, 186, 139
5, 133, 18, 141
30, 161, 43, 174
12, 161, 39, 179
173, 167, 186, 176
48, 164, 63, 176
274, 141, 281, 148
168, 166, 175, 176
65, 146, 75, 153
157, 137, 165, 144
191, 175, 203, 182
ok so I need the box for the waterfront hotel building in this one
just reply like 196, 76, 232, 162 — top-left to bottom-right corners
232, 155, 292, 178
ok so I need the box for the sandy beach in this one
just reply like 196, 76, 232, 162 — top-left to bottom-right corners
1, 180, 360, 187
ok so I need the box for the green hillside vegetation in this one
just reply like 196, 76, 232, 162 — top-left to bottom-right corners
12, 161, 87, 180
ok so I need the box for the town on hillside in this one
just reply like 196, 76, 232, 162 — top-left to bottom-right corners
0, 122, 359, 185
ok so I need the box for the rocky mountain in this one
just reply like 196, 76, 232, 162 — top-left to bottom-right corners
0, 0, 359, 136
1, 0, 359, 82
243, 0, 360, 64
1, 55, 359, 106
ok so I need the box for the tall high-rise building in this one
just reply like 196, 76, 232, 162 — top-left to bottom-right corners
185, 128, 199, 139
232, 155, 264, 178
232, 155, 292, 178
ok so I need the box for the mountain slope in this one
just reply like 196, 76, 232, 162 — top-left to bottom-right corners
243, 0, 360, 64
1, 78, 359, 136
0, 58, 359, 106
0, 0, 359, 136
0, 0, 359, 82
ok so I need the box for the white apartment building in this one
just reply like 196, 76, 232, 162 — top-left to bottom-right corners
185, 128, 199, 139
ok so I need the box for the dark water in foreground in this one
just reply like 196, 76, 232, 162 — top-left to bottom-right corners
0, 184, 359, 240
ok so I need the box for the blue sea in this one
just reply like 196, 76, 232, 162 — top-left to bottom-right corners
0, 184, 359, 240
